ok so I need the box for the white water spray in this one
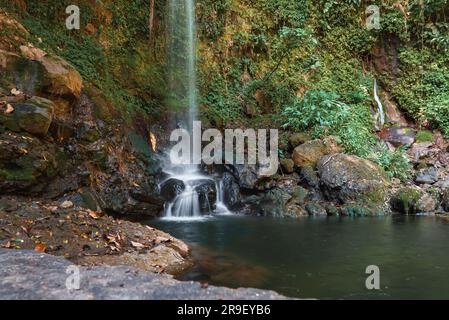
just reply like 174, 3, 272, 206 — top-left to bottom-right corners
163, 0, 230, 219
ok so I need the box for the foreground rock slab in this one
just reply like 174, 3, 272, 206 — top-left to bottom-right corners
0, 250, 287, 300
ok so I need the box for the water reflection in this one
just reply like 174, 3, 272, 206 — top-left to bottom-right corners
149, 215, 449, 299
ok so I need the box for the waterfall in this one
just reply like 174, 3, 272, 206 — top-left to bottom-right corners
374, 79, 385, 130
162, 0, 230, 219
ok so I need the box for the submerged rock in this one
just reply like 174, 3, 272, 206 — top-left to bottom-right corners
292, 136, 342, 168
317, 153, 388, 206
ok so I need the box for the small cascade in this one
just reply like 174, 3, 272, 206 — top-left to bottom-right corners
162, 0, 231, 219
374, 79, 385, 130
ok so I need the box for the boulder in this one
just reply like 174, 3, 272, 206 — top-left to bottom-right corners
390, 188, 422, 215
0, 131, 60, 193
300, 166, 319, 188
192, 179, 217, 214
305, 203, 327, 216
317, 153, 388, 205
160, 178, 185, 201
292, 136, 342, 168
13, 96, 54, 136
280, 158, 294, 173
417, 192, 438, 213
39, 55, 82, 99
415, 167, 438, 185
221, 172, 240, 208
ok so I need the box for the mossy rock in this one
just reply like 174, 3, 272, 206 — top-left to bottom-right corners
305, 203, 327, 216
390, 188, 422, 215
13, 97, 54, 136
415, 130, 434, 143
289, 132, 312, 148
339, 204, 384, 217
292, 136, 342, 168
317, 153, 388, 206
280, 158, 294, 173
291, 186, 309, 205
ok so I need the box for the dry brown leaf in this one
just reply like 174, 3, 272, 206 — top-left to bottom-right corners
87, 209, 103, 219
10, 88, 21, 96
131, 241, 145, 249
5, 104, 14, 114
34, 243, 46, 253
1, 241, 12, 249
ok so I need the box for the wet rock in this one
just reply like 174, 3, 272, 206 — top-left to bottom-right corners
305, 203, 327, 216
340, 204, 382, 217
380, 127, 415, 147
390, 188, 422, 215
225, 164, 267, 190
129, 185, 165, 207
192, 179, 217, 214
280, 158, 294, 173
221, 172, 240, 208
292, 136, 342, 168
160, 178, 185, 201
415, 167, 438, 185
290, 186, 309, 205
258, 188, 292, 217
441, 189, 449, 212
300, 166, 319, 188
325, 205, 340, 216
289, 132, 312, 148
317, 153, 388, 206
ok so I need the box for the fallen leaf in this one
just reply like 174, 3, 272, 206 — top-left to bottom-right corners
60, 200, 73, 209
10, 88, 21, 96
131, 241, 145, 249
5, 104, 14, 114
1, 241, 12, 249
34, 243, 46, 253
155, 236, 170, 244
87, 209, 103, 220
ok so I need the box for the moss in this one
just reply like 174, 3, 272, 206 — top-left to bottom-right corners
390, 188, 422, 215
340, 204, 384, 217
415, 130, 434, 143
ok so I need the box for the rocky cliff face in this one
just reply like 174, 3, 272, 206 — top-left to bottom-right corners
0, 12, 167, 217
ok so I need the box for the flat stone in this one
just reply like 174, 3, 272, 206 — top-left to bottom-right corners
0, 250, 288, 300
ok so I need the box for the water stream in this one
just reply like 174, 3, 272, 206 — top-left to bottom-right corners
374, 79, 385, 130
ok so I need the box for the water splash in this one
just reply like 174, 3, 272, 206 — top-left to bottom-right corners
163, 0, 230, 219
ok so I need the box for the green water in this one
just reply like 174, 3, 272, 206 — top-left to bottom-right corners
149, 215, 449, 299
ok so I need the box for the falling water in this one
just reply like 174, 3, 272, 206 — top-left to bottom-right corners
374, 79, 385, 130
163, 0, 230, 219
